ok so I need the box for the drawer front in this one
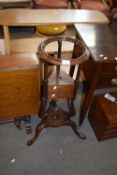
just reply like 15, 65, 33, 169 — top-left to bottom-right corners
48, 85, 74, 94
48, 92, 73, 100
48, 85, 74, 100
97, 75, 117, 88
101, 63, 117, 75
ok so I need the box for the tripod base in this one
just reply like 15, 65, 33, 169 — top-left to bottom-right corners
27, 103, 85, 146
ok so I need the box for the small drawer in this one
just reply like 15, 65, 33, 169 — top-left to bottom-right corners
48, 85, 74, 94
97, 75, 117, 88
48, 92, 73, 100
101, 63, 117, 75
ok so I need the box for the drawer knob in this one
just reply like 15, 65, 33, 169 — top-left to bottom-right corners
111, 78, 117, 85
53, 86, 57, 90
52, 94, 56, 98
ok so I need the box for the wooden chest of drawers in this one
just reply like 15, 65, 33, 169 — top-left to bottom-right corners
0, 53, 40, 120
88, 93, 117, 141
82, 58, 117, 89
74, 22, 117, 125
98, 62, 117, 88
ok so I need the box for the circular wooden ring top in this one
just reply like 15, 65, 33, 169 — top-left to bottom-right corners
38, 36, 89, 65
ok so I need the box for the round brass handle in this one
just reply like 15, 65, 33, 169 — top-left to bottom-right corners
111, 78, 117, 85
115, 66, 117, 72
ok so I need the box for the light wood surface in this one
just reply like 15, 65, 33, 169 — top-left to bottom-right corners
11, 37, 75, 54
0, 9, 109, 26
0, 9, 109, 55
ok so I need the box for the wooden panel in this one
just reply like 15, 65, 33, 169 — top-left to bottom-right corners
101, 63, 117, 75
89, 116, 117, 140
0, 53, 40, 120
88, 93, 117, 141
97, 75, 117, 88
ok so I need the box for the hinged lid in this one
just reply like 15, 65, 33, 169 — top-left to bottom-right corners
97, 93, 117, 123
0, 53, 39, 71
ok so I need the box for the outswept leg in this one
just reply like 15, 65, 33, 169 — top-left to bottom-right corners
27, 120, 47, 146
65, 119, 86, 139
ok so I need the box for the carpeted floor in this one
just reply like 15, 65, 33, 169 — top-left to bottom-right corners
0, 85, 117, 175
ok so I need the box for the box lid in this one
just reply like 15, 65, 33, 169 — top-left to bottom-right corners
0, 53, 39, 71
97, 93, 117, 122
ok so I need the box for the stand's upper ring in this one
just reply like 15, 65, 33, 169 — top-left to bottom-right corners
38, 36, 89, 65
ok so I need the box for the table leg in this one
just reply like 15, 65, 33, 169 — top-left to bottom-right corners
79, 66, 102, 125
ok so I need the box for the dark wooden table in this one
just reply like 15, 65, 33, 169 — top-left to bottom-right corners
74, 19, 117, 125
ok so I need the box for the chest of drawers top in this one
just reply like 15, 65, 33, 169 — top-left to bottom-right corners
74, 22, 117, 63
74, 21, 117, 88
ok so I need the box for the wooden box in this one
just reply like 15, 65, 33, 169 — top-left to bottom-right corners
0, 53, 40, 120
88, 93, 117, 141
